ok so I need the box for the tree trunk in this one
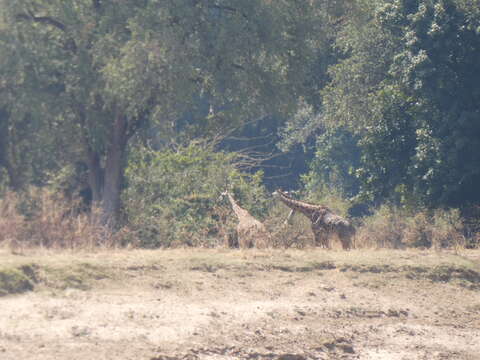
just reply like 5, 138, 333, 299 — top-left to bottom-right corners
100, 111, 128, 227
0, 111, 23, 191
86, 149, 103, 205
4, 136, 24, 191
4, 159, 23, 191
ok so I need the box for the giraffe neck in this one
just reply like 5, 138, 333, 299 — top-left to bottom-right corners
227, 193, 249, 219
276, 190, 322, 216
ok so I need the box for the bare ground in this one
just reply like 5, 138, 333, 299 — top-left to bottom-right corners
0, 248, 479, 360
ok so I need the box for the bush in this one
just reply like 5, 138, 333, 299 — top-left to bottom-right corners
356, 205, 406, 248
430, 209, 465, 250
264, 202, 313, 248
402, 211, 431, 248
355, 205, 466, 249
122, 142, 269, 248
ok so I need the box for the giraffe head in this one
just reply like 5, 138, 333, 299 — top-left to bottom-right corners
273, 189, 295, 199
218, 190, 229, 201
272, 189, 287, 198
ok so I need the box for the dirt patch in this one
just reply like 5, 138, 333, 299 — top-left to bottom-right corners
151, 336, 355, 359
340, 264, 397, 273
190, 264, 221, 273
270, 261, 336, 273
427, 265, 480, 283
341, 262, 480, 289
0, 249, 479, 360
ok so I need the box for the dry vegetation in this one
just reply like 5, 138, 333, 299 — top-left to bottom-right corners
3, 190, 476, 255
1, 188, 477, 252
0, 189, 121, 252
1, 248, 479, 360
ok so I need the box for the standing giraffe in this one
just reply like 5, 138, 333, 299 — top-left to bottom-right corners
273, 189, 354, 250
220, 191, 270, 249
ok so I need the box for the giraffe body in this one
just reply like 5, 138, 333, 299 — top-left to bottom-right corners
274, 190, 354, 250
221, 191, 270, 249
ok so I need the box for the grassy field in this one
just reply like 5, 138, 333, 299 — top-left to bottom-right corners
1, 248, 479, 359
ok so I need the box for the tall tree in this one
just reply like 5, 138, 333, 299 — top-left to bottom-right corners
2, 0, 324, 225
0, 16, 62, 190
383, 0, 480, 207
305, 0, 480, 208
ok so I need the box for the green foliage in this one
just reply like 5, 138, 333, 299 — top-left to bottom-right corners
123, 143, 268, 248
0, 25, 62, 190
355, 86, 417, 204
310, 0, 480, 211
306, 189, 353, 219
388, 0, 480, 208
1, 0, 334, 223
303, 126, 361, 200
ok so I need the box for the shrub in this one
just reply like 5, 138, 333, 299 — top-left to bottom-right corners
431, 209, 465, 250
355, 205, 406, 248
122, 142, 268, 248
264, 202, 313, 248
403, 211, 431, 248
355, 205, 466, 249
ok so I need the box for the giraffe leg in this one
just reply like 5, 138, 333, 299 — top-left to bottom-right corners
323, 231, 331, 249
339, 234, 349, 250
314, 229, 329, 249
313, 230, 322, 247
284, 209, 295, 225
338, 226, 354, 250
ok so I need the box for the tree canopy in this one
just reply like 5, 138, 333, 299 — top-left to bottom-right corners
1, 0, 329, 224
302, 0, 480, 210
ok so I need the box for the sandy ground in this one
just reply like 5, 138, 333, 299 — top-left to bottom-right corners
0, 249, 479, 360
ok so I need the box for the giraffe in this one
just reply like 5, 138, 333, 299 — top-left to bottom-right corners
220, 190, 270, 249
273, 189, 354, 250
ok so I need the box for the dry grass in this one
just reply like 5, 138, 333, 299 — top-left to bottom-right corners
355, 205, 468, 250
0, 188, 121, 253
